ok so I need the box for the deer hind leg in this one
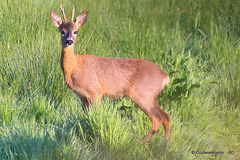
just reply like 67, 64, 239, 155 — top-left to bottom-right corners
131, 95, 165, 142
154, 100, 171, 140
144, 107, 164, 142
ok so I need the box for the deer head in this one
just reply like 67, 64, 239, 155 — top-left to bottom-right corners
50, 5, 87, 47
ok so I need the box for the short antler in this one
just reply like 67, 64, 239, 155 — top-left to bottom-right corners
71, 6, 75, 22
60, 4, 67, 22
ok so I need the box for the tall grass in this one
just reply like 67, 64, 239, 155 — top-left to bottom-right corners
0, 0, 239, 159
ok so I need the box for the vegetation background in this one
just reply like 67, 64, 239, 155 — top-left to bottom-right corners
0, 0, 239, 159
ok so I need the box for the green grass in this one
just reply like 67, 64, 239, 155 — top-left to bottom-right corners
0, 0, 239, 159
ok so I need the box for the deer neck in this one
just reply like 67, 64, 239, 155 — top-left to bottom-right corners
61, 45, 77, 76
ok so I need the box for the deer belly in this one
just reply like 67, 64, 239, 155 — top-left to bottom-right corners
101, 81, 129, 98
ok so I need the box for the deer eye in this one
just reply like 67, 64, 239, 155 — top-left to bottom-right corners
61, 30, 65, 36
73, 31, 77, 34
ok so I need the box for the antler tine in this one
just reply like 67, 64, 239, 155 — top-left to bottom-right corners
71, 6, 75, 22
60, 4, 67, 22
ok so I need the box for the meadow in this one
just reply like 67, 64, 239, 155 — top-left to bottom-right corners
0, 0, 239, 159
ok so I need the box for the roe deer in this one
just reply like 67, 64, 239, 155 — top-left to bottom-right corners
50, 6, 171, 142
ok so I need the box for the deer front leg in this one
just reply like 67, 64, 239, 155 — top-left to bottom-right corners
80, 93, 102, 113
80, 96, 90, 112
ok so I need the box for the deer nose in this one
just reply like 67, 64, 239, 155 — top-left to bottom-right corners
66, 39, 73, 46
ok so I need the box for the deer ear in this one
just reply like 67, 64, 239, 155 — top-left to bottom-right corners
75, 11, 87, 30
50, 11, 62, 27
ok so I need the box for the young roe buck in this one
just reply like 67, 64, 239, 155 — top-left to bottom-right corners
50, 6, 171, 142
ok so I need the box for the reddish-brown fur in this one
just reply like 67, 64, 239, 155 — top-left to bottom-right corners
50, 7, 171, 142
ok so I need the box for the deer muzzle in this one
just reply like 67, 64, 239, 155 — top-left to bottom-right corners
66, 39, 73, 46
